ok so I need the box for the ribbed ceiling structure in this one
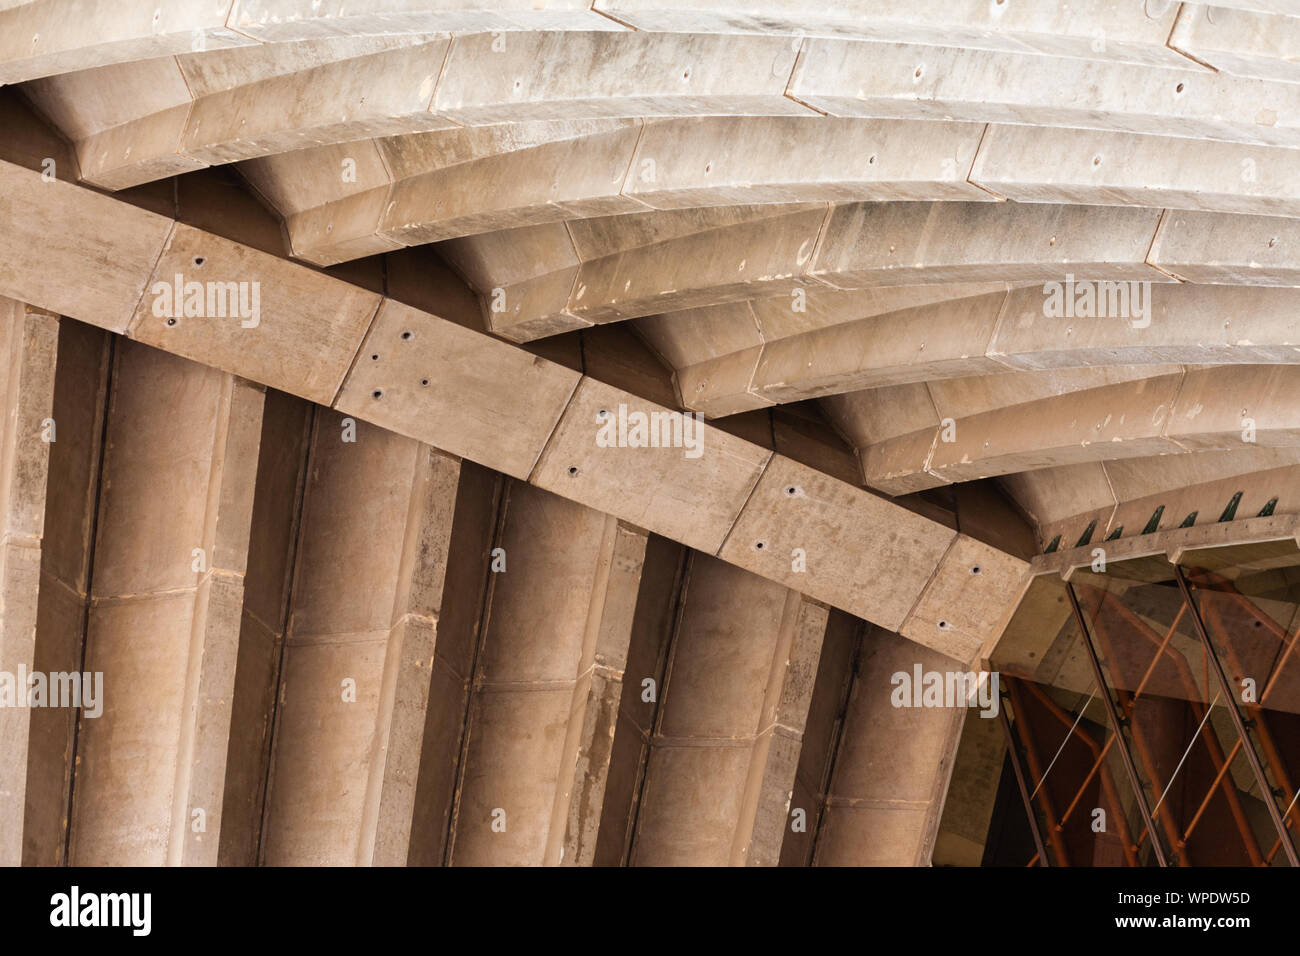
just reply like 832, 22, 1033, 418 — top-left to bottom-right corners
2, 0, 1300, 868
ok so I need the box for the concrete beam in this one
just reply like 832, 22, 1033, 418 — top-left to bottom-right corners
0, 0, 254, 85
259, 411, 466, 865
22, 35, 453, 191
970, 125, 1300, 219
813, 625, 967, 866
862, 365, 1300, 495
0, 153, 1030, 663
16, 316, 110, 866
591, 533, 686, 865
628, 553, 829, 865
1171, 4, 1300, 85
622, 277, 1300, 416
600, 0, 1191, 67
778, 608, 860, 866
445, 201, 1191, 343
0, 300, 58, 866
243, 117, 988, 265
444, 481, 647, 866
1004, 447, 1300, 551
0, 0, 1196, 87
216, 389, 313, 866
788, 39, 1300, 149
68, 341, 264, 866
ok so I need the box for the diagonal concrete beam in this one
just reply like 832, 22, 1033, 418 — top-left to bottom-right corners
0, 153, 1029, 662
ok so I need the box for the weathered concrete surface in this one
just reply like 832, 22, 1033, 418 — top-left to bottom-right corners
0, 300, 59, 866
860, 365, 1300, 495
445, 481, 647, 866
0, 154, 1033, 661
0, 0, 1197, 88
20, 317, 111, 867
778, 609, 859, 866
217, 389, 313, 867
68, 341, 264, 866
813, 625, 967, 866
260, 411, 461, 865
242, 117, 989, 264
628, 553, 829, 865
932, 705, 1005, 866
593, 533, 686, 866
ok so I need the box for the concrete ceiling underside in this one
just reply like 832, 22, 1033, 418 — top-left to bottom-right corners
1, 0, 1299, 868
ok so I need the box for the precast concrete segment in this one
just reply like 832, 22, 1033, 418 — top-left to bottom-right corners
813, 625, 967, 866
67, 341, 265, 866
0, 156, 1030, 662
0, 300, 58, 866
443, 482, 647, 866
18, 317, 111, 866
259, 411, 463, 866
627, 553, 828, 866
240, 117, 989, 265
0, 0, 1199, 86
861, 366, 1300, 495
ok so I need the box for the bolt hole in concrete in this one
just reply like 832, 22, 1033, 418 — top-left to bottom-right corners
755, 540, 766, 550
193, 256, 206, 266
372, 389, 383, 400
1175, 82, 1185, 94
421, 378, 429, 387
785, 485, 802, 497
166, 317, 177, 326
971, 565, 982, 574
401, 330, 413, 340
939, 620, 951, 630
568, 465, 579, 476
371, 354, 379, 360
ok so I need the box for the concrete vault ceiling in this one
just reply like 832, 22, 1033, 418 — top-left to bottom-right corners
0, 0, 1299, 871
